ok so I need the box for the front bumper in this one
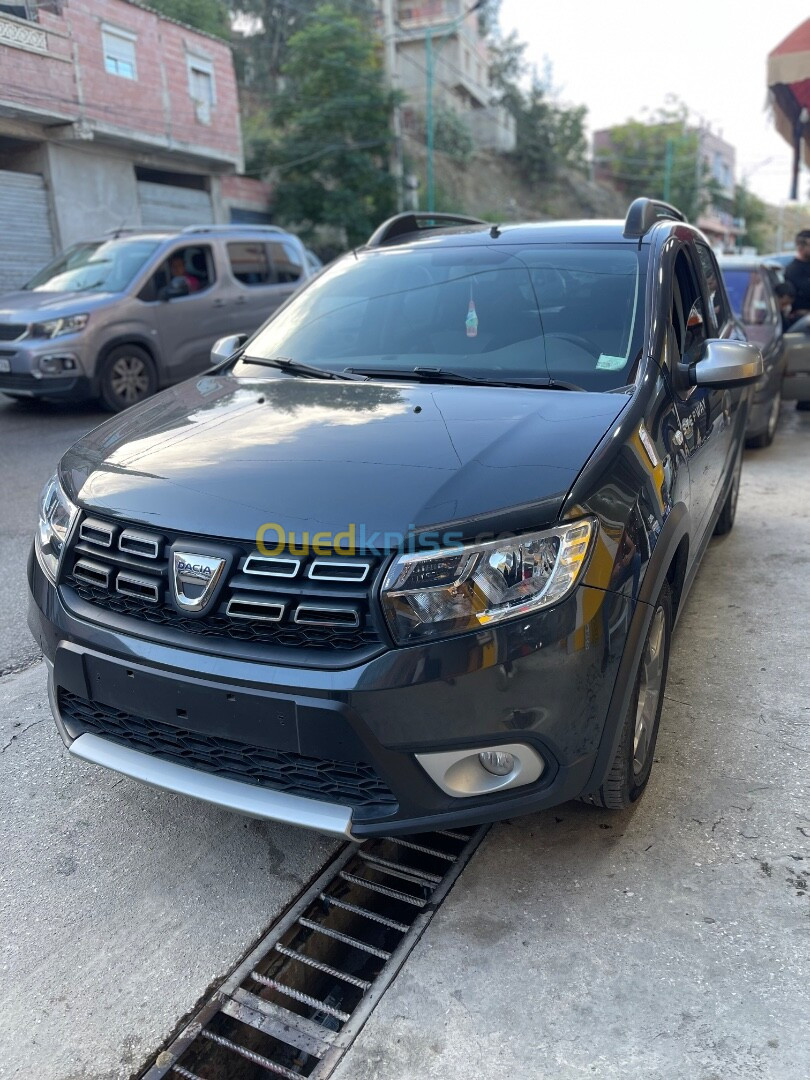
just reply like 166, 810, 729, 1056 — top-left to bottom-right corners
0, 335, 93, 400
29, 549, 636, 837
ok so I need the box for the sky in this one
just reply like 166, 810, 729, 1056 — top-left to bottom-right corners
498, 0, 809, 206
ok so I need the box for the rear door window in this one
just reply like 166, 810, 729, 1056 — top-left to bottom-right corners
269, 240, 303, 284
227, 242, 272, 286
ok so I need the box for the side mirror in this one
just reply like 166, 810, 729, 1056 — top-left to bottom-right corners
160, 276, 190, 301
692, 339, 763, 388
210, 333, 248, 365
787, 312, 810, 334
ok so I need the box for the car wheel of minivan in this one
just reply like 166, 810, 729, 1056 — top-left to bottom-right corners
713, 451, 742, 536
99, 345, 157, 412
586, 579, 672, 810
746, 389, 781, 449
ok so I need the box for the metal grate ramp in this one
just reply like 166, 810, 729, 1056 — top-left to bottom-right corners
140, 826, 486, 1079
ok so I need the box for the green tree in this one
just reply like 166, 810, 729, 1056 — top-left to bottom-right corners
148, 0, 230, 39
733, 184, 770, 252
598, 102, 719, 221
434, 108, 474, 164
488, 36, 587, 182
264, 3, 396, 247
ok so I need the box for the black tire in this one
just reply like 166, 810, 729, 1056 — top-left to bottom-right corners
745, 388, 781, 449
98, 345, 157, 412
714, 450, 742, 537
585, 579, 672, 810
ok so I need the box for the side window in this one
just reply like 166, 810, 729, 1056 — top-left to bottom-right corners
695, 243, 728, 331
138, 245, 215, 302
269, 240, 303, 284
672, 250, 707, 367
227, 242, 272, 286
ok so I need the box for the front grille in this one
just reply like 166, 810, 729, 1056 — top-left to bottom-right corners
62, 513, 387, 660
58, 689, 398, 814
0, 324, 26, 342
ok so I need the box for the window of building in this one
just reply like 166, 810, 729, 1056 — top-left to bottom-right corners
102, 25, 137, 80
227, 242, 272, 286
187, 55, 215, 124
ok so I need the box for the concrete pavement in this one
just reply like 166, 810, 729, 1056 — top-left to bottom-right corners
1, 400, 808, 1079
332, 406, 810, 1080
0, 663, 337, 1079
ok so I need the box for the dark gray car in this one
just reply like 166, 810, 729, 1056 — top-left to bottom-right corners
0, 224, 311, 411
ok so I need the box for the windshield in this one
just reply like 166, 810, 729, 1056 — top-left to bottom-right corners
24, 238, 161, 294
237, 243, 647, 392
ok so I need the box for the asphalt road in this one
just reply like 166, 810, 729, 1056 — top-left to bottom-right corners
0, 396, 110, 676
0, 397, 808, 1078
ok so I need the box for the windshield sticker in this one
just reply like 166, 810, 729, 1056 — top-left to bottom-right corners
466, 291, 479, 338
596, 354, 626, 371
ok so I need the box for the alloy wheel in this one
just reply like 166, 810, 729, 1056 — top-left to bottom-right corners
110, 355, 150, 405
633, 606, 666, 776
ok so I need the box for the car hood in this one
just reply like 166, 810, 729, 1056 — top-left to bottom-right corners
0, 290, 117, 321
60, 374, 629, 542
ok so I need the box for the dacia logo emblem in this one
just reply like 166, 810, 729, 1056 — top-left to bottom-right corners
172, 551, 226, 613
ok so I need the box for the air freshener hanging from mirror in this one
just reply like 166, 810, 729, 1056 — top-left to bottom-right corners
466, 287, 478, 338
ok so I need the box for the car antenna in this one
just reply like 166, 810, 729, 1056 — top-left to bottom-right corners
490, 224, 501, 239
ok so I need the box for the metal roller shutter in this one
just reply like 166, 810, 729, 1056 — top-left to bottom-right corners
137, 181, 214, 228
0, 170, 55, 294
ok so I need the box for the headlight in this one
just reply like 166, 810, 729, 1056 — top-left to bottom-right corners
381, 519, 596, 645
29, 314, 89, 339
35, 474, 78, 584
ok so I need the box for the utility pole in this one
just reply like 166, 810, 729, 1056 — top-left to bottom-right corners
381, 0, 404, 212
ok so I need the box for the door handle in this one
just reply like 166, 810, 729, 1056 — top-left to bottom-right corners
235, 296, 248, 305
212, 298, 226, 307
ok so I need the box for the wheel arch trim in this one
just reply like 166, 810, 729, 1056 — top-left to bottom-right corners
582, 502, 690, 795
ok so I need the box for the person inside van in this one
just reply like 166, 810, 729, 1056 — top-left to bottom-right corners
169, 254, 200, 293
774, 280, 797, 331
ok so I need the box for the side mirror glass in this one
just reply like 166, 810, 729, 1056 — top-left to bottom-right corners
210, 333, 248, 365
692, 339, 762, 388
787, 312, 810, 334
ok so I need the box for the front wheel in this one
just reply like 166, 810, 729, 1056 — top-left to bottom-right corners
586, 580, 672, 809
99, 345, 157, 412
714, 450, 742, 536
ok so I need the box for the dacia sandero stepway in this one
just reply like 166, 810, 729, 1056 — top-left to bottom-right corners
28, 200, 762, 838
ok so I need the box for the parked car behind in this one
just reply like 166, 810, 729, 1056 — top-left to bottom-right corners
718, 254, 785, 447
0, 224, 311, 411
29, 200, 763, 839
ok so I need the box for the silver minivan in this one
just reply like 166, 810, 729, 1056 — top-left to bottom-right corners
0, 224, 312, 410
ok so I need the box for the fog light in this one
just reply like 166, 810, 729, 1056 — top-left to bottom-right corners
39, 354, 77, 375
478, 750, 515, 776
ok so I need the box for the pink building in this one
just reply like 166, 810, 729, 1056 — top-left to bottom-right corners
0, 0, 270, 290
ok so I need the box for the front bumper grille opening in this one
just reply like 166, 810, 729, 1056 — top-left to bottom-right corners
57, 690, 398, 815
73, 559, 110, 590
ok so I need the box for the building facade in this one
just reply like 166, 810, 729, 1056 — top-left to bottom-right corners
593, 124, 744, 250
393, 0, 516, 154
0, 0, 270, 291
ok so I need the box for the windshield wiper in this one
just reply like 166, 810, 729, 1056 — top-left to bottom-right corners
241, 355, 364, 381
345, 366, 586, 391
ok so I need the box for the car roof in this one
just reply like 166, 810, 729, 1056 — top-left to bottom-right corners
362, 219, 680, 250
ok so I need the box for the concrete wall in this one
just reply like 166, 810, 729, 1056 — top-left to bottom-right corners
45, 142, 140, 246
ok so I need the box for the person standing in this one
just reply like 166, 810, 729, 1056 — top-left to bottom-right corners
784, 229, 810, 316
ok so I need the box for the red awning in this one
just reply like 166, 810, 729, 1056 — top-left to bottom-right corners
768, 18, 810, 191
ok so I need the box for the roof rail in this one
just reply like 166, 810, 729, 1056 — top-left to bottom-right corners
366, 212, 489, 248
623, 198, 686, 240
180, 224, 288, 235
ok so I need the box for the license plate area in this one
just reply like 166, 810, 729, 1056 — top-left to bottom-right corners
55, 647, 299, 753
